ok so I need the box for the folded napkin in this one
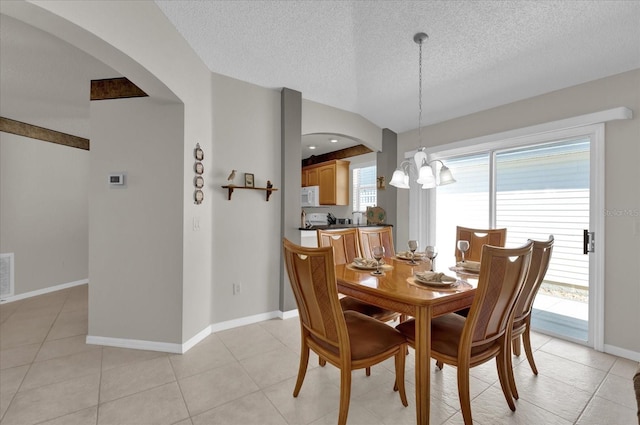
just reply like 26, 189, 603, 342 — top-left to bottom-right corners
415, 271, 456, 283
457, 260, 480, 271
353, 257, 380, 267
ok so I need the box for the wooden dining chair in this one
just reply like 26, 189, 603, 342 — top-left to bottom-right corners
317, 228, 400, 321
358, 226, 396, 258
282, 238, 408, 425
453, 226, 507, 318
396, 241, 533, 425
455, 226, 507, 262
317, 228, 402, 375
507, 235, 554, 400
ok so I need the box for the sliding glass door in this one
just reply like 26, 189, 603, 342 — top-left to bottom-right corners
495, 140, 590, 342
420, 129, 600, 345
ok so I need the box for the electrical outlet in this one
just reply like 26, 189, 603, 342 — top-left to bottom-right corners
233, 283, 241, 295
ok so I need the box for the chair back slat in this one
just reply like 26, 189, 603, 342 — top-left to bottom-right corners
283, 239, 347, 349
317, 229, 360, 265
513, 235, 554, 323
465, 242, 532, 345
456, 226, 507, 262
358, 227, 395, 258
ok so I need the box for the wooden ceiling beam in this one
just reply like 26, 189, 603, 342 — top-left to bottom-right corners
91, 77, 147, 101
302, 144, 373, 167
0, 117, 89, 150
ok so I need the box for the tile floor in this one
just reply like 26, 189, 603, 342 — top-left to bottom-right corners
0, 284, 637, 425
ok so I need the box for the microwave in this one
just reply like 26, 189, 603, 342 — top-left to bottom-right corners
301, 186, 320, 207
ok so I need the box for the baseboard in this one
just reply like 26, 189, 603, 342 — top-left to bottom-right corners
604, 344, 640, 362
86, 323, 213, 354
85, 311, 298, 354
209, 310, 283, 333
0, 279, 88, 303
181, 325, 212, 353
86, 335, 183, 354
281, 309, 299, 320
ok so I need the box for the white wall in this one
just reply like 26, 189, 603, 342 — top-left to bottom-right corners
302, 100, 382, 152
88, 97, 184, 344
210, 73, 282, 323
397, 69, 640, 356
5, 0, 215, 347
0, 133, 89, 295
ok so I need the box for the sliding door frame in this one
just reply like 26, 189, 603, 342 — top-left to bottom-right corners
408, 107, 632, 351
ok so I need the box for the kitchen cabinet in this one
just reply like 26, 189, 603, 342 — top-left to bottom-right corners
302, 167, 319, 187
301, 159, 349, 205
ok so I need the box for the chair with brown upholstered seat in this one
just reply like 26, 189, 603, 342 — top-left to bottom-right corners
317, 228, 400, 324
358, 226, 396, 259
507, 235, 554, 399
283, 238, 408, 425
455, 226, 507, 263
396, 241, 533, 425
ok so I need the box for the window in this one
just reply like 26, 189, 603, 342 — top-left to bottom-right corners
352, 163, 376, 212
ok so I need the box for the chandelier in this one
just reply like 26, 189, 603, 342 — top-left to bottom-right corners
389, 32, 456, 189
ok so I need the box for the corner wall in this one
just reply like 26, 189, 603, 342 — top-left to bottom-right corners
88, 97, 184, 345
0, 133, 89, 296
210, 73, 282, 322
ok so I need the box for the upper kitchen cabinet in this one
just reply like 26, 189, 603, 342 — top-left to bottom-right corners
302, 159, 350, 205
302, 167, 319, 187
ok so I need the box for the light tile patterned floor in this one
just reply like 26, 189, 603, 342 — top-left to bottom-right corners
0, 284, 637, 425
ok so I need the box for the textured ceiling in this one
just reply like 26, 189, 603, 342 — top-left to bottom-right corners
155, 0, 640, 134
1, 2, 639, 147
0, 15, 118, 139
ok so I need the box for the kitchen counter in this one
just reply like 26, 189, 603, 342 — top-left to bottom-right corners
299, 224, 392, 231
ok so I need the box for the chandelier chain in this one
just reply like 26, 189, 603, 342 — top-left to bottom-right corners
418, 37, 423, 145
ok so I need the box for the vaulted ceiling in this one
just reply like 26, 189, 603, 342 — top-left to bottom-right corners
2, 1, 639, 148
155, 0, 640, 133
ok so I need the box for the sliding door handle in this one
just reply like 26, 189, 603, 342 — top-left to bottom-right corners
583, 229, 595, 254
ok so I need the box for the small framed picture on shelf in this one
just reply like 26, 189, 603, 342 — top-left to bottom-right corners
244, 173, 255, 188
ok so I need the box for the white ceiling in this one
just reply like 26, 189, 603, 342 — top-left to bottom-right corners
155, 0, 640, 134
1, 1, 639, 151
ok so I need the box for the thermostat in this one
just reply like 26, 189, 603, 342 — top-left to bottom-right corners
108, 173, 125, 185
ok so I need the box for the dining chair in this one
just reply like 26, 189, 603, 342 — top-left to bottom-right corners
358, 226, 396, 258
282, 238, 408, 425
396, 241, 533, 425
317, 228, 402, 375
455, 226, 507, 262
317, 228, 400, 320
507, 235, 554, 399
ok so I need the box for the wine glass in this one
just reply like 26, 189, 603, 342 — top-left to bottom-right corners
408, 240, 418, 264
372, 246, 385, 275
425, 245, 438, 271
457, 240, 470, 263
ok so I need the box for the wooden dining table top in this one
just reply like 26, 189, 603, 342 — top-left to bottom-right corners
334, 257, 478, 314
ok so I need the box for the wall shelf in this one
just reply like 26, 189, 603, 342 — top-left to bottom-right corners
221, 185, 278, 201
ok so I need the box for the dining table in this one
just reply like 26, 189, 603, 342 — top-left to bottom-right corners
335, 256, 479, 425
